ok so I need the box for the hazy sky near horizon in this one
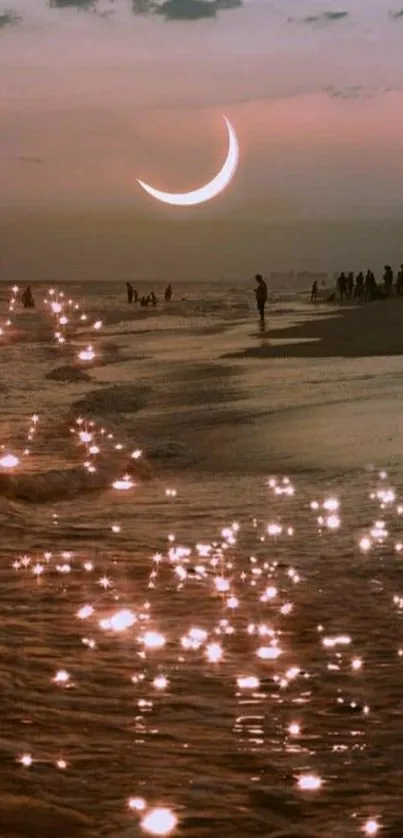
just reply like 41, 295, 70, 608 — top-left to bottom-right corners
2, 1, 403, 277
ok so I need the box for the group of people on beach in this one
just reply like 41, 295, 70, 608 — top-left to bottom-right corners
123, 263, 403, 334
311, 264, 403, 304
126, 282, 172, 307
126, 276, 270, 329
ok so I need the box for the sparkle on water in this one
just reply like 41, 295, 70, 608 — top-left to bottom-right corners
128, 796, 147, 811
298, 773, 322, 791
364, 819, 380, 835
78, 344, 96, 362
0, 452, 19, 469
140, 807, 178, 836
2, 287, 403, 835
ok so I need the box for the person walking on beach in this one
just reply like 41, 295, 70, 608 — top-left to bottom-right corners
347, 272, 354, 300
254, 274, 267, 327
310, 280, 318, 304
164, 285, 172, 303
126, 282, 134, 304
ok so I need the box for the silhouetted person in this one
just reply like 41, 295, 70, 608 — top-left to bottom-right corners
126, 282, 134, 303
311, 280, 318, 303
164, 285, 172, 302
397, 265, 403, 296
140, 296, 149, 307
21, 285, 34, 309
254, 274, 267, 326
133, 288, 139, 303
150, 291, 157, 307
354, 272, 364, 298
337, 272, 347, 303
365, 270, 376, 302
383, 265, 393, 296
347, 272, 354, 300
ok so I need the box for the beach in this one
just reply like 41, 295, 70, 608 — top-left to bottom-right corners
1, 280, 403, 837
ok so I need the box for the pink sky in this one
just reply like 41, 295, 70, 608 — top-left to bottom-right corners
1, 0, 403, 276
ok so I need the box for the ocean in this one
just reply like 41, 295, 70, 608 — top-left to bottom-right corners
1, 279, 403, 837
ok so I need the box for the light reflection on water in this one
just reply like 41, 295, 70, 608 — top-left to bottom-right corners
1, 284, 402, 836
1, 471, 403, 836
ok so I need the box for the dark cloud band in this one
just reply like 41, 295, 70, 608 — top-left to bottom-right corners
0, 9, 21, 28
288, 10, 348, 25
154, 0, 241, 20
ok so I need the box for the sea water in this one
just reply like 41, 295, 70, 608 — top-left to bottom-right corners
0, 280, 403, 837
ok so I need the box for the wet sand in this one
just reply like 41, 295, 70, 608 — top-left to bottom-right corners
227, 299, 403, 359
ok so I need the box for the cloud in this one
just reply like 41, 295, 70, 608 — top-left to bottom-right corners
289, 10, 348, 24
132, 0, 241, 20
49, 0, 117, 17
324, 85, 391, 100
322, 10, 347, 19
15, 156, 43, 164
0, 9, 21, 28
49, 0, 97, 9
131, 0, 149, 12
156, 0, 216, 19
214, 0, 241, 8
390, 9, 403, 18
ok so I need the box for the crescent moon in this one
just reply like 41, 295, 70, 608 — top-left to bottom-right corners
137, 115, 239, 207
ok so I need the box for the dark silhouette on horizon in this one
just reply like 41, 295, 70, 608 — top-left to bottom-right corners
21, 285, 35, 308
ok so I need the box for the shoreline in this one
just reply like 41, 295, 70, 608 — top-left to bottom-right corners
225, 298, 403, 359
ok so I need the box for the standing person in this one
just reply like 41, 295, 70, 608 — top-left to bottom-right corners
396, 264, 403, 296
347, 272, 354, 300
254, 274, 267, 327
337, 272, 347, 303
354, 272, 364, 299
126, 282, 134, 304
383, 265, 393, 296
310, 280, 318, 303
21, 285, 35, 308
365, 269, 376, 301
164, 285, 172, 302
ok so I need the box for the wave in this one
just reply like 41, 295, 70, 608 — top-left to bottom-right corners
0, 457, 152, 503
0, 794, 94, 837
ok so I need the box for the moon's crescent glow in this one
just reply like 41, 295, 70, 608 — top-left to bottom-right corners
137, 115, 239, 207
